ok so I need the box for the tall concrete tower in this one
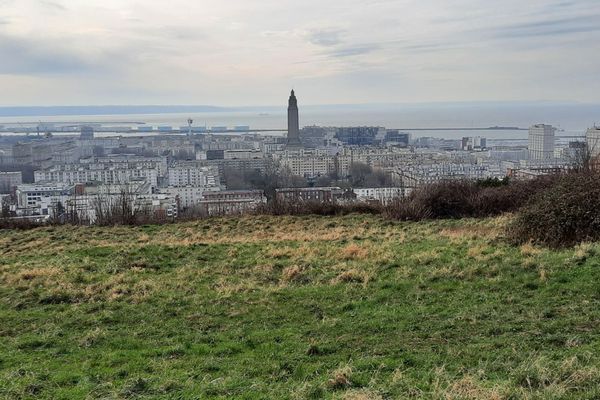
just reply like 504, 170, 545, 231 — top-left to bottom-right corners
286, 90, 303, 149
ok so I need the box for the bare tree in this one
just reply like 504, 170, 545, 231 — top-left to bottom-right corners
569, 140, 599, 173
1, 195, 10, 219
92, 186, 140, 225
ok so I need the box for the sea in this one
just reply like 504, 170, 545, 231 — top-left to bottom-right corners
0, 103, 596, 145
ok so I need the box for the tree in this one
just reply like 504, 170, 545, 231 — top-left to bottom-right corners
348, 163, 372, 187
1, 196, 10, 218
315, 175, 333, 187
348, 163, 393, 188
569, 140, 598, 173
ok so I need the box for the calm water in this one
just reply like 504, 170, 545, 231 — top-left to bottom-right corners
0, 103, 594, 141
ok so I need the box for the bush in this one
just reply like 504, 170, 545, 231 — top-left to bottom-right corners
0, 218, 43, 230
385, 176, 560, 221
509, 173, 600, 247
255, 199, 382, 217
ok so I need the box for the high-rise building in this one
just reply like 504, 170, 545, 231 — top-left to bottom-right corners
585, 126, 600, 159
80, 126, 94, 140
474, 136, 487, 149
286, 90, 303, 149
528, 124, 555, 160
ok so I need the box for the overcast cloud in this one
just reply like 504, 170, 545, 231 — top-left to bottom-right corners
0, 0, 598, 105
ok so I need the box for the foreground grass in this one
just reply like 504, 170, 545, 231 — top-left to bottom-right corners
1, 215, 600, 399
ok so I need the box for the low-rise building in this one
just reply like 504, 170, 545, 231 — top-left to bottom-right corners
507, 166, 567, 180
275, 187, 350, 203
15, 181, 176, 223
353, 187, 405, 204
395, 163, 504, 188
198, 190, 266, 216
15, 183, 73, 216
160, 185, 221, 209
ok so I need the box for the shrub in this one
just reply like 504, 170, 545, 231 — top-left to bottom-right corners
411, 180, 479, 219
255, 199, 381, 217
509, 173, 600, 247
0, 218, 43, 230
385, 176, 560, 221
385, 181, 476, 220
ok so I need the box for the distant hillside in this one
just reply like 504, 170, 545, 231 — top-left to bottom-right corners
1, 215, 600, 399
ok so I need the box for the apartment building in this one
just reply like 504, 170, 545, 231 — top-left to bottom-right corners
34, 163, 159, 187
167, 163, 220, 187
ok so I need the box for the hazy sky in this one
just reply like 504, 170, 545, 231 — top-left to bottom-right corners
0, 0, 599, 106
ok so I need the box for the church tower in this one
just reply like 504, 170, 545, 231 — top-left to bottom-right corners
286, 90, 302, 148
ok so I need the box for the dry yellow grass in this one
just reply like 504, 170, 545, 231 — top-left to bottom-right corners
342, 243, 369, 260
281, 265, 304, 283
333, 268, 371, 286
520, 242, 543, 257
213, 279, 255, 296
538, 267, 548, 282
522, 257, 537, 270
339, 389, 383, 400
442, 375, 507, 400
439, 220, 504, 242
9, 266, 62, 283
412, 249, 442, 265
328, 366, 353, 390
78, 327, 107, 348
467, 244, 490, 261
571, 242, 596, 265
428, 265, 465, 281
268, 246, 294, 259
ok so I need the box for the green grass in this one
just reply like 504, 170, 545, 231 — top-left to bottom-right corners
1, 214, 600, 399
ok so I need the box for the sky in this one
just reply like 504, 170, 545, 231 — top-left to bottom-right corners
0, 0, 599, 106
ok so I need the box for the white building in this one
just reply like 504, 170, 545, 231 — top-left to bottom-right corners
34, 164, 158, 188
278, 154, 335, 178
81, 155, 169, 177
15, 183, 72, 216
167, 163, 220, 187
15, 181, 177, 222
585, 126, 600, 159
396, 163, 504, 188
528, 124, 555, 160
353, 187, 406, 204
160, 186, 221, 209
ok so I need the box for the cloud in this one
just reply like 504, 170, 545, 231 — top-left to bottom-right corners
307, 29, 345, 47
326, 44, 380, 58
0, 32, 93, 75
0, 0, 599, 105
491, 16, 600, 39
38, 0, 66, 11
150, 26, 206, 41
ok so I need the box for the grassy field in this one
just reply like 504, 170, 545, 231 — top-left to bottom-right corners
1, 215, 600, 399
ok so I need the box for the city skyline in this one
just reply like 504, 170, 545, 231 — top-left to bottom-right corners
0, 0, 599, 106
